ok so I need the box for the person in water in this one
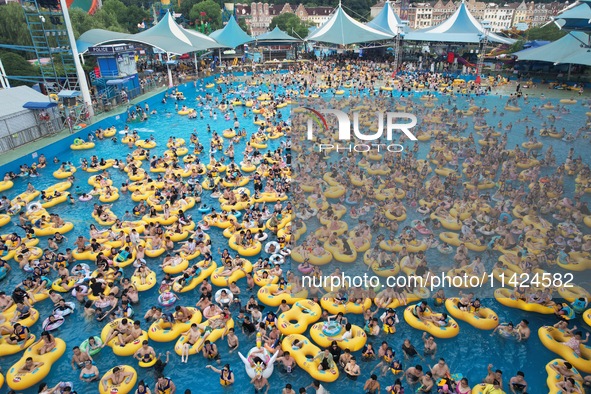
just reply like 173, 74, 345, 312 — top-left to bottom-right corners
154, 375, 177, 394
101, 366, 134, 392
79, 359, 99, 382
206, 364, 234, 386
509, 371, 527, 393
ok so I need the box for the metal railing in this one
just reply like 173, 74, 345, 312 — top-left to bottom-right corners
0, 124, 47, 154
91, 77, 160, 116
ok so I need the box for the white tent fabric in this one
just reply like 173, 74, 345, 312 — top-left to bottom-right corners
514, 32, 591, 66
366, 1, 406, 36
77, 11, 223, 55
553, 0, 591, 32
404, 1, 515, 44
305, 5, 393, 45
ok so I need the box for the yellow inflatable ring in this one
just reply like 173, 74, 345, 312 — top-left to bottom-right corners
538, 326, 591, 373
6, 338, 66, 391
98, 365, 137, 394
309, 321, 367, 351
444, 297, 498, 330
100, 318, 148, 357
277, 300, 322, 335
281, 334, 339, 382
148, 307, 202, 342
320, 294, 371, 314
403, 304, 460, 338
545, 358, 585, 393
494, 288, 554, 314
257, 284, 308, 307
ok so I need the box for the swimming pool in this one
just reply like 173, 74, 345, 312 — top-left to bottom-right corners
0, 74, 589, 394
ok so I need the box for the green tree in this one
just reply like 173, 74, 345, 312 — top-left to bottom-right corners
270, 13, 310, 39
508, 39, 524, 53
0, 51, 40, 87
0, 4, 32, 55
178, 0, 200, 18
100, 0, 149, 33
238, 16, 250, 35
189, 0, 222, 30
117, 5, 151, 33
346, 0, 372, 21
525, 24, 567, 41
69, 7, 126, 38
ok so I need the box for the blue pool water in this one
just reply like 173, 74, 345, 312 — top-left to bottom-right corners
0, 76, 590, 394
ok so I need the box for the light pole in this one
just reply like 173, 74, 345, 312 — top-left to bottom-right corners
0, 59, 10, 89
476, 22, 490, 82
59, 0, 94, 116
393, 25, 405, 73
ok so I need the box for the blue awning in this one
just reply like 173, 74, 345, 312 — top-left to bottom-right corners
514, 32, 591, 66
554, 0, 591, 32
210, 16, 253, 48
22, 102, 58, 110
255, 27, 300, 43
106, 78, 131, 85
57, 90, 81, 98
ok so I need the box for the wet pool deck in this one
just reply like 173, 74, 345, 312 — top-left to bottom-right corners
0, 85, 168, 167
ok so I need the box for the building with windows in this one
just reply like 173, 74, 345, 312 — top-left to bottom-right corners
235, 2, 333, 35
371, 0, 565, 32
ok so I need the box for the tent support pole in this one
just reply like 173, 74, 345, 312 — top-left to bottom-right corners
194, 53, 198, 78
166, 53, 173, 88
60, 0, 94, 117
567, 63, 572, 81
0, 59, 10, 89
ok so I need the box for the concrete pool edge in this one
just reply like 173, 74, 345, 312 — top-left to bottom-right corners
0, 85, 169, 169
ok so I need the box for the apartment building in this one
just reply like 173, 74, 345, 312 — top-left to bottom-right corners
235, 2, 333, 35
372, 0, 565, 32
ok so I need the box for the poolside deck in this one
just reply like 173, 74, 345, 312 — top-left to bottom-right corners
0, 85, 168, 167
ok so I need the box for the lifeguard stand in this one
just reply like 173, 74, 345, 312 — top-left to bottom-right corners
87, 44, 140, 110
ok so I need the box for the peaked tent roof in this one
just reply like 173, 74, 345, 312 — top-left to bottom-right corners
77, 30, 134, 54
305, 5, 393, 45
404, 2, 515, 44
209, 16, 253, 48
514, 31, 591, 66
366, 1, 406, 36
255, 26, 300, 42
553, 0, 591, 32
77, 11, 223, 55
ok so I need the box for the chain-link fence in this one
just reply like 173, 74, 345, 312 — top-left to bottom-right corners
0, 108, 61, 154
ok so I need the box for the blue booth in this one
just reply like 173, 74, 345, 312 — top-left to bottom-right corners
87, 44, 141, 106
